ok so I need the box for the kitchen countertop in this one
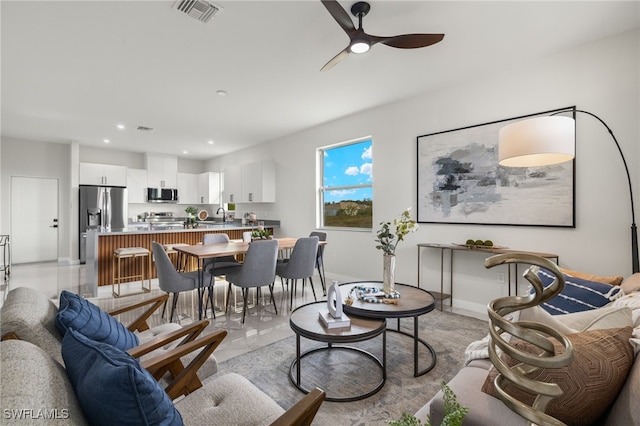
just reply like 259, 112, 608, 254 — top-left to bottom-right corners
93, 220, 280, 235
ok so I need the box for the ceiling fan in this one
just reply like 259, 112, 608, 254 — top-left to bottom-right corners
320, 0, 444, 71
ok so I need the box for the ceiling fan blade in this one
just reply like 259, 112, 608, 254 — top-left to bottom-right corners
321, 0, 357, 37
320, 47, 350, 72
376, 33, 445, 49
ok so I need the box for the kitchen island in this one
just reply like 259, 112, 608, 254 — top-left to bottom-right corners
85, 221, 278, 297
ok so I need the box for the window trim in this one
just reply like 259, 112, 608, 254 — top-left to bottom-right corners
317, 137, 373, 230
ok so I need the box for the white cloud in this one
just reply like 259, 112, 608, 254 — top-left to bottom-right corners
361, 146, 372, 160
329, 189, 356, 197
360, 162, 372, 177
345, 166, 359, 176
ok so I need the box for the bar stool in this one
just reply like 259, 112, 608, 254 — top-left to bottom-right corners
112, 247, 152, 297
162, 243, 190, 271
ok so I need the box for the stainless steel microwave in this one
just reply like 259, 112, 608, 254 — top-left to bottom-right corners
146, 188, 178, 203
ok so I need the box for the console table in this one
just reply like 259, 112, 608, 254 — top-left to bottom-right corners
417, 243, 559, 310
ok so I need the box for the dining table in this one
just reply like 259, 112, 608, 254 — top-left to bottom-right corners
173, 238, 316, 319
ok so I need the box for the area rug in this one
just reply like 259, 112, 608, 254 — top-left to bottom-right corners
217, 310, 489, 425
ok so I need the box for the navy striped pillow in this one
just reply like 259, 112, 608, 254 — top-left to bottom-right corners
534, 267, 623, 315
55, 290, 139, 350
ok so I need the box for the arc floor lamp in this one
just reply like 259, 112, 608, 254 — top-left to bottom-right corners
498, 108, 639, 274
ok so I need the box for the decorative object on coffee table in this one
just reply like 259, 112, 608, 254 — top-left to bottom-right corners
375, 209, 418, 294
484, 252, 573, 425
319, 280, 350, 329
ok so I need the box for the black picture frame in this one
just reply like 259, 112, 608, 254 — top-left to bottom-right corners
416, 106, 576, 227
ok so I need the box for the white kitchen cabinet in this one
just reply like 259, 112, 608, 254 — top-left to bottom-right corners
222, 165, 242, 204
177, 173, 198, 205
242, 160, 275, 202
223, 160, 275, 203
80, 162, 127, 187
145, 154, 177, 188
197, 172, 220, 205
127, 168, 148, 203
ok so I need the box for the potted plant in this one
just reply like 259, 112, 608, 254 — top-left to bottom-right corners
251, 228, 272, 240
374, 208, 418, 294
387, 381, 468, 426
185, 206, 198, 228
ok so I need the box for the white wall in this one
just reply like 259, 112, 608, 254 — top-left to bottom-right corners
1, 29, 637, 313
0, 137, 72, 261
209, 29, 640, 313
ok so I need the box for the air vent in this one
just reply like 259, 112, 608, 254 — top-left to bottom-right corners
174, 0, 222, 23
136, 125, 155, 132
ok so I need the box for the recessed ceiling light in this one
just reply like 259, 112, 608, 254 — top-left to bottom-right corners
116, 124, 125, 130
183, 150, 188, 154
103, 139, 110, 143
208, 140, 214, 145
216, 90, 227, 96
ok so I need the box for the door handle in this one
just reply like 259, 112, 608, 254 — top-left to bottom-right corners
50, 225, 58, 228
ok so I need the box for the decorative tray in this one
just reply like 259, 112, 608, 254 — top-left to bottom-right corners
452, 243, 508, 250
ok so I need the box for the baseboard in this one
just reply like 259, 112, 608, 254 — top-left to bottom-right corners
58, 258, 80, 266
451, 298, 487, 316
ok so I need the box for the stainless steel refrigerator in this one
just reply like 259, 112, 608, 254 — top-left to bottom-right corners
79, 185, 127, 263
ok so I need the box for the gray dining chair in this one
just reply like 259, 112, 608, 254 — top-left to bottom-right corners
152, 241, 208, 322
309, 231, 327, 295
202, 233, 242, 276
202, 233, 242, 313
224, 239, 279, 323
276, 236, 319, 310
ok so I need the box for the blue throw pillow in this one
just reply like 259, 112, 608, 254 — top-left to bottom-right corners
55, 290, 139, 350
61, 328, 184, 426
534, 267, 623, 315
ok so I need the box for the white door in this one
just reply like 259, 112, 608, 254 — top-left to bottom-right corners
11, 177, 59, 263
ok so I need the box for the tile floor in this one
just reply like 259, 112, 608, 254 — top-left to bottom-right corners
0, 261, 485, 362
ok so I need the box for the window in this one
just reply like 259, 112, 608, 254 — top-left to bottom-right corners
318, 138, 372, 229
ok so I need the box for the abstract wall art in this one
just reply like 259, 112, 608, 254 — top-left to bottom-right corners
416, 107, 575, 227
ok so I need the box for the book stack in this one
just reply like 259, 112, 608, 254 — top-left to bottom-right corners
318, 307, 351, 329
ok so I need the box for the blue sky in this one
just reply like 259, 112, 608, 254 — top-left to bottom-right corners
323, 139, 372, 203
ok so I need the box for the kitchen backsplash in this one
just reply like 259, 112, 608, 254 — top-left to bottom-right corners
127, 203, 272, 223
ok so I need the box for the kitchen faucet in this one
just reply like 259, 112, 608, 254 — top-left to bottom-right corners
216, 207, 226, 222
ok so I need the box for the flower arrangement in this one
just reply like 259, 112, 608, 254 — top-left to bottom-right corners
251, 228, 272, 240
375, 209, 419, 256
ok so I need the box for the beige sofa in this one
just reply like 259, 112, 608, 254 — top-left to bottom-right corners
418, 273, 640, 425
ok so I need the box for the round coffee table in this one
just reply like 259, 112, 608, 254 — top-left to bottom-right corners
340, 281, 437, 377
288, 302, 387, 402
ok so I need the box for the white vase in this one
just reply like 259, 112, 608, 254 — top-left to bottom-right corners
382, 254, 396, 294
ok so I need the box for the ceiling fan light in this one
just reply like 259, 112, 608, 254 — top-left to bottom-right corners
350, 41, 370, 54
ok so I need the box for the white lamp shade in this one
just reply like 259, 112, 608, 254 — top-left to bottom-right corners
498, 116, 575, 167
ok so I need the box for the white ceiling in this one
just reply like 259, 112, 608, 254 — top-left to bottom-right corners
2, 1, 638, 160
